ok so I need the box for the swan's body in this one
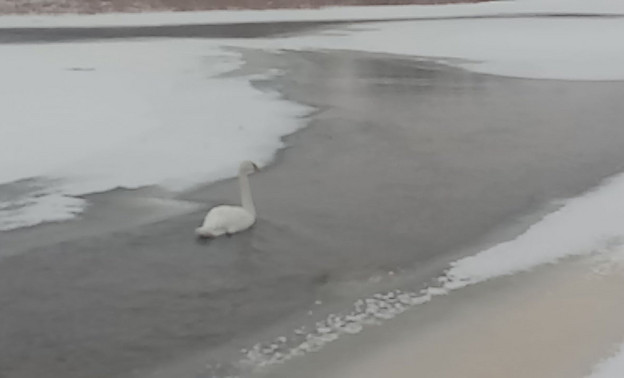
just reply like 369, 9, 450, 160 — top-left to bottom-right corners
195, 161, 259, 238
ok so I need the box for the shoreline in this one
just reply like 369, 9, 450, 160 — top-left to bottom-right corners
0, 1, 489, 16
258, 253, 624, 378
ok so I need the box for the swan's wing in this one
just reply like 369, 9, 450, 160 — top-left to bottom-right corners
202, 205, 255, 233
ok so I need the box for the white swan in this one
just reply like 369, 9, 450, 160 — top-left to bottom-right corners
195, 160, 260, 238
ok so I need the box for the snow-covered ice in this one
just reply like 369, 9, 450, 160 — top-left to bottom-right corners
444, 178, 624, 287
0, 40, 309, 230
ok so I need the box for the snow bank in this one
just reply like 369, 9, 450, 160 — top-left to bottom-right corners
445, 178, 624, 288
0, 40, 308, 230
0, 0, 623, 28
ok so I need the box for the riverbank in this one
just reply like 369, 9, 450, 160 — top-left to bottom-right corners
257, 251, 624, 378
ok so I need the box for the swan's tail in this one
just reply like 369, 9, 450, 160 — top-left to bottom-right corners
195, 227, 215, 238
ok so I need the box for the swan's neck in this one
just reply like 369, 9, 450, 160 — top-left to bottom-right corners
238, 172, 255, 217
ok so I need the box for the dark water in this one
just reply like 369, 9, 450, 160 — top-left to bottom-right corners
2, 49, 624, 378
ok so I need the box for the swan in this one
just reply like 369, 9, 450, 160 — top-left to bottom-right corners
195, 160, 260, 238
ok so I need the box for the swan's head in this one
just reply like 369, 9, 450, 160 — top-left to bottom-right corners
239, 160, 260, 175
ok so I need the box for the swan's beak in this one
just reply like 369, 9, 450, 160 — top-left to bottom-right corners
253, 163, 260, 172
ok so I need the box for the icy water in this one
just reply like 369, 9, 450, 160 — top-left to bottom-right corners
3, 49, 624, 378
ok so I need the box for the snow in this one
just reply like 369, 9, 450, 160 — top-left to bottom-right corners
1, 0, 623, 28
588, 343, 624, 378
444, 177, 624, 287
0, 40, 309, 230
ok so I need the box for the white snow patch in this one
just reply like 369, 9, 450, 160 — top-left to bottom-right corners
0, 40, 309, 230
445, 174, 624, 287
1, 0, 623, 28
